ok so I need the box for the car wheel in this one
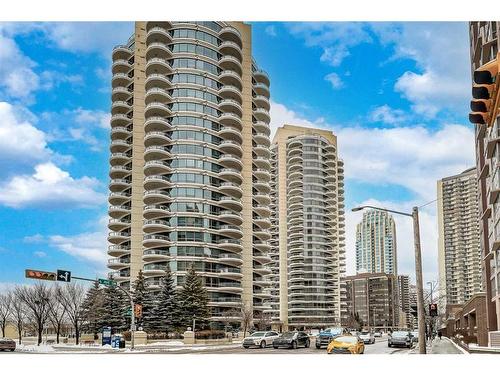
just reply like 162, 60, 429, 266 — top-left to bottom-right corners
273, 345, 278, 349
315, 344, 321, 349
305, 339, 310, 348
260, 341, 266, 349
10, 349, 15, 352
388, 343, 391, 347
292, 341, 297, 349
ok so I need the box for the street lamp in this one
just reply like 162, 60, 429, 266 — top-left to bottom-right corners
352, 205, 427, 354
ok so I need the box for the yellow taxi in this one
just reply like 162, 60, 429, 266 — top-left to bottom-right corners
326, 334, 365, 354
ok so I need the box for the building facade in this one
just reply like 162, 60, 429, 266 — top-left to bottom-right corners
355, 210, 397, 275
267, 125, 346, 330
344, 273, 400, 330
398, 275, 416, 329
468, 21, 500, 342
107, 21, 272, 326
437, 167, 482, 312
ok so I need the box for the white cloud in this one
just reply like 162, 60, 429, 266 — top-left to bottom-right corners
324, 72, 344, 89
265, 25, 277, 37
34, 251, 46, 258
369, 104, 407, 125
0, 162, 105, 209
287, 22, 372, 67
23, 233, 44, 243
73, 108, 110, 129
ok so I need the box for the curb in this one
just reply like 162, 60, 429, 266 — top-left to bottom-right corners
443, 337, 469, 355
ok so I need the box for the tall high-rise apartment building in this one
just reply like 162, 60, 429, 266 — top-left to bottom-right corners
355, 210, 397, 275
267, 124, 346, 330
107, 21, 272, 327
437, 167, 482, 311
468, 21, 500, 338
398, 275, 416, 329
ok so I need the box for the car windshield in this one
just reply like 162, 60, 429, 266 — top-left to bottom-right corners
334, 336, 357, 344
392, 331, 409, 337
250, 332, 265, 337
329, 328, 343, 335
361, 331, 370, 335
281, 332, 296, 339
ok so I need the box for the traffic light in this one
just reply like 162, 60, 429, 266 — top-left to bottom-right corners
25, 269, 57, 281
134, 304, 143, 318
469, 54, 499, 126
429, 303, 438, 317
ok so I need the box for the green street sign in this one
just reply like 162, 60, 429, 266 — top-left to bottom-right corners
98, 278, 117, 286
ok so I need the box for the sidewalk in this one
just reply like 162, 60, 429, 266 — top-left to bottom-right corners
429, 337, 465, 354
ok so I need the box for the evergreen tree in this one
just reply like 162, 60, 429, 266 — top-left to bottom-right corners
98, 281, 128, 333
131, 270, 147, 306
177, 266, 210, 330
81, 280, 104, 337
131, 270, 157, 332
150, 267, 179, 334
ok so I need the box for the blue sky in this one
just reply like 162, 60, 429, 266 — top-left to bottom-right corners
0, 22, 475, 287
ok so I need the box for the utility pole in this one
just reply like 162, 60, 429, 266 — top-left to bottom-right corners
412, 207, 426, 354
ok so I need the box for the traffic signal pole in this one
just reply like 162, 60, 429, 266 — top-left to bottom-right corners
412, 207, 427, 354
115, 284, 135, 351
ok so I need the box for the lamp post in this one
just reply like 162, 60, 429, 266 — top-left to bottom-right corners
352, 205, 427, 354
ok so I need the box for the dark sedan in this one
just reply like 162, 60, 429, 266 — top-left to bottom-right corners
0, 338, 16, 352
388, 331, 413, 348
273, 331, 310, 349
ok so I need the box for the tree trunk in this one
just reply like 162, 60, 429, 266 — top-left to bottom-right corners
38, 323, 43, 345
1, 322, 5, 337
56, 324, 60, 344
75, 322, 80, 345
17, 326, 22, 345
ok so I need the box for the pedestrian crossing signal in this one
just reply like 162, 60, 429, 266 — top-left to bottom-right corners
429, 303, 438, 317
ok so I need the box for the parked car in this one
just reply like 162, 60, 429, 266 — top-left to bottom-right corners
242, 331, 279, 348
315, 327, 349, 349
273, 331, 310, 349
327, 335, 365, 354
0, 338, 16, 352
374, 331, 382, 337
358, 330, 375, 344
411, 331, 419, 343
388, 331, 413, 348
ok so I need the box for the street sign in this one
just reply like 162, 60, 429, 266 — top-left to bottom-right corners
98, 278, 117, 286
429, 303, 438, 317
56, 269, 71, 283
25, 269, 56, 281
102, 326, 112, 346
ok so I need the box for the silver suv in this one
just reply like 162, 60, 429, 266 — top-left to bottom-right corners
242, 331, 280, 348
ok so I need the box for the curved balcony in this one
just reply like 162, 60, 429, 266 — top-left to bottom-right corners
109, 178, 131, 192
219, 40, 242, 61
110, 113, 132, 127
253, 265, 272, 276
144, 146, 171, 161
217, 282, 243, 293
218, 84, 242, 103
144, 175, 172, 190
219, 181, 243, 199
143, 189, 171, 205
111, 72, 132, 88
145, 102, 171, 118
142, 249, 170, 262
108, 245, 131, 257
112, 59, 132, 76
253, 217, 272, 229
143, 234, 171, 248
219, 154, 243, 170
108, 231, 130, 245
218, 238, 243, 252
253, 144, 271, 159
219, 196, 243, 212
219, 70, 242, 90
253, 278, 271, 287
108, 270, 130, 281
219, 140, 243, 156
144, 116, 171, 133
253, 241, 271, 252
253, 204, 271, 217
110, 152, 131, 166
110, 126, 131, 141
107, 257, 131, 270
253, 228, 271, 241
218, 224, 243, 239
109, 165, 132, 179
252, 120, 270, 135
146, 26, 172, 45
108, 205, 130, 219
145, 87, 172, 105
219, 168, 243, 184
109, 191, 131, 206
219, 55, 242, 76
253, 168, 271, 181
253, 82, 270, 98
219, 26, 242, 47
144, 131, 172, 147
219, 99, 243, 117
142, 264, 168, 276
253, 94, 270, 111
143, 219, 171, 233
253, 69, 270, 87
108, 218, 131, 232
218, 210, 243, 225
253, 107, 270, 123
218, 112, 242, 131
146, 42, 173, 61
112, 45, 132, 61
216, 267, 242, 280
112, 86, 132, 101
253, 132, 270, 147
219, 126, 243, 143
145, 71, 171, 90
143, 204, 170, 220
253, 156, 271, 170
144, 160, 172, 177
146, 21, 173, 32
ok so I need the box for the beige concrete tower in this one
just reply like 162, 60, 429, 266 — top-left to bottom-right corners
268, 125, 345, 330
437, 167, 482, 312
107, 21, 271, 327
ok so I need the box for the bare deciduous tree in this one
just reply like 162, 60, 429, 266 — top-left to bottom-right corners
48, 285, 67, 344
18, 283, 52, 345
12, 288, 27, 344
239, 303, 253, 338
254, 311, 271, 331
58, 283, 85, 345
0, 291, 13, 337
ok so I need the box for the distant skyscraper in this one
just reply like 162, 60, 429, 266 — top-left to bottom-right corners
437, 167, 482, 311
398, 275, 416, 329
355, 210, 397, 275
